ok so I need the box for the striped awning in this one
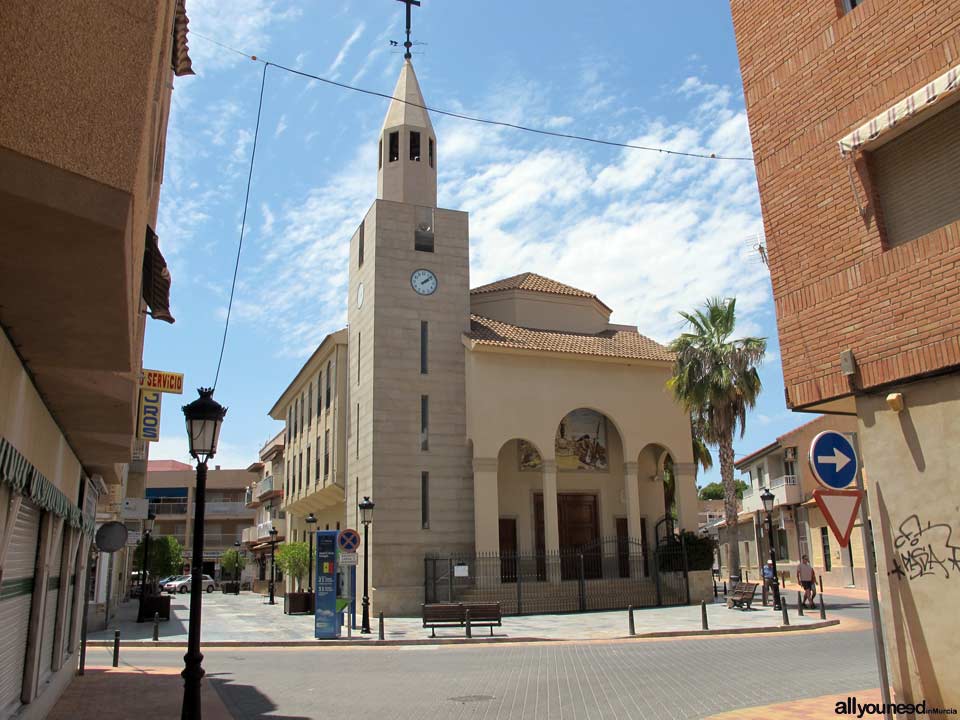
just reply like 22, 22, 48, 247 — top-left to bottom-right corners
839, 63, 960, 154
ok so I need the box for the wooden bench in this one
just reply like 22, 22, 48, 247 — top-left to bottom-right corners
726, 582, 759, 610
422, 602, 502, 637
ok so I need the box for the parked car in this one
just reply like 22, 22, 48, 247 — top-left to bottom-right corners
166, 574, 217, 594
161, 575, 188, 593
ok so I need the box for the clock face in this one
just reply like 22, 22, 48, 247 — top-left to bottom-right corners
356, 282, 364, 308
411, 269, 438, 296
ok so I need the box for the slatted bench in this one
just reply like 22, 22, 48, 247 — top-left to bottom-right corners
422, 602, 502, 637
726, 582, 759, 610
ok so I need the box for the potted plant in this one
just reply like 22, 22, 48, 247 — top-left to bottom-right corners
276, 542, 312, 614
134, 535, 182, 621
219, 548, 245, 595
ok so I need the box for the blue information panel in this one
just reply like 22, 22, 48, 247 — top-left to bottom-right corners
808, 431, 859, 490
314, 530, 340, 639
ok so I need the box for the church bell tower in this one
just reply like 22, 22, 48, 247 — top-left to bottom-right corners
346, 55, 473, 616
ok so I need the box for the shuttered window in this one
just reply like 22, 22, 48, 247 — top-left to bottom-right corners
872, 101, 960, 248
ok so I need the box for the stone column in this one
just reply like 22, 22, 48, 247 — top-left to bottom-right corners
472, 457, 499, 554
672, 462, 699, 532
623, 461, 643, 542
541, 460, 561, 581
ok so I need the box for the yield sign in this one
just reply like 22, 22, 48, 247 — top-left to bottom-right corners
813, 489, 864, 548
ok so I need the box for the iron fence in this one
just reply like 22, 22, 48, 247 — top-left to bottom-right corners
425, 537, 689, 615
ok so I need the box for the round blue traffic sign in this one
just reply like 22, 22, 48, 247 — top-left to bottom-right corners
809, 431, 858, 489
338, 528, 361, 552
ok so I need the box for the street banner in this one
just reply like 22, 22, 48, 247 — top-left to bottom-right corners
140, 369, 184, 394
315, 530, 340, 639
136, 389, 162, 441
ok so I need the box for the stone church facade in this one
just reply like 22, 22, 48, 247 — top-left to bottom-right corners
273, 59, 698, 615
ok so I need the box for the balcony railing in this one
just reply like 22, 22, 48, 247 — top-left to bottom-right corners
200, 501, 249, 514
257, 476, 275, 498
150, 501, 188, 515
203, 533, 244, 548
770, 474, 798, 488
741, 484, 754, 498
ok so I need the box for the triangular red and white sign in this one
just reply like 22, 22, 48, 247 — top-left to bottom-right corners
813, 489, 864, 548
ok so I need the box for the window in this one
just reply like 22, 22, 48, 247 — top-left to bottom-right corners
357, 332, 361, 385
298, 453, 303, 492
378, 139, 383, 169
421, 471, 430, 529
286, 408, 291, 443
324, 430, 330, 478
389, 131, 399, 162
317, 373, 323, 414
820, 526, 832, 571
325, 361, 332, 409
420, 395, 429, 451
410, 131, 421, 161
315, 451, 320, 484
841, 0, 863, 12
306, 448, 311, 486
414, 206, 434, 252
784, 460, 796, 478
358, 221, 364, 268
307, 384, 313, 429
286, 462, 290, 497
356, 403, 360, 458
872, 100, 960, 248
420, 321, 428, 374
429, 137, 435, 168
300, 393, 305, 435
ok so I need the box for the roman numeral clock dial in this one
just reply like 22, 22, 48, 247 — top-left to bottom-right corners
411, 268, 437, 296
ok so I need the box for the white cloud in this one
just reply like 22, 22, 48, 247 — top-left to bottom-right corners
274, 114, 288, 137
326, 22, 366, 79
186, 0, 301, 72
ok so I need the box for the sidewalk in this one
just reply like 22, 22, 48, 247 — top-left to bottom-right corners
705, 688, 881, 719
91, 591, 837, 645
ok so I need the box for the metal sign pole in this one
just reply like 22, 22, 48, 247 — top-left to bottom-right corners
850, 433, 892, 720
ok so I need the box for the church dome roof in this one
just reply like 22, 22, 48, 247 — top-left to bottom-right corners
470, 272, 611, 312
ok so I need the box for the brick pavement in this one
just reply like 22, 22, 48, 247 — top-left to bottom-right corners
704, 689, 881, 719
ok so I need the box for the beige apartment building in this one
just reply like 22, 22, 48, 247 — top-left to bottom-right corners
0, 2, 191, 718
241, 432, 287, 592
717, 415, 862, 587
146, 460, 256, 579
269, 59, 700, 616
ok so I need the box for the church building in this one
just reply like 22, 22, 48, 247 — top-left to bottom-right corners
272, 58, 700, 616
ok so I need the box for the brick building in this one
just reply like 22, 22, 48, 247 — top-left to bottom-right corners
728, 0, 960, 709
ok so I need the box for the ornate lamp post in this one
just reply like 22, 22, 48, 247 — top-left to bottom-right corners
268, 526, 278, 605
305, 513, 317, 595
136, 511, 156, 622
180, 387, 227, 720
359, 496, 375, 634
233, 540, 241, 588
760, 487, 782, 611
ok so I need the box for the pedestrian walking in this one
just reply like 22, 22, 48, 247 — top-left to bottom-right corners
797, 555, 816, 608
762, 559, 775, 605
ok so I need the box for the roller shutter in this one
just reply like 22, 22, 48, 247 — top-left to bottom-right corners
0, 499, 40, 716
39, 522, 64, 687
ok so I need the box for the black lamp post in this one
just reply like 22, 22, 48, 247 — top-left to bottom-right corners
359, 496, 375, 634
180, 387, 227, 720
137, 511, 156, 622
760, 487, 782, 611
305, 513, 317, 594
268, 526, 278, 605
233, 540, 241, 587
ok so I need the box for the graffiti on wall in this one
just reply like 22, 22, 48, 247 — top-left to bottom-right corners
892, 515, 960, 581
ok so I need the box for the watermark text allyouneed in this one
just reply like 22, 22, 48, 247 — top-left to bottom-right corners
835, 697, 957, 717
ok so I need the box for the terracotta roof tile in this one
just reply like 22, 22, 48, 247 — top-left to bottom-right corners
468, 315, 673, 362
471, 272, 611, 311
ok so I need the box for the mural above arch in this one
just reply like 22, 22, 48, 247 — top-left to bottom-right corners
556, 408, 609, 471
517, 440, 543, 471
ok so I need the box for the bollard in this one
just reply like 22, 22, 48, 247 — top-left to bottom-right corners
347, 619, 352, 639
378, 611, 385, 641
628, 606, 636, 636
465, 608, 472, 639
818, 575, 824, 595
819, 593, 826, 620
112, 630, 120, 667
701, 601, 708, 631
781, 598, 790, 626
723, 580, 727, 595
152, 612, 160, 641
797, 592, 804, 617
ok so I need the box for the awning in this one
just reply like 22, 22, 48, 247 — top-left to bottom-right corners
839, 63, 960, 154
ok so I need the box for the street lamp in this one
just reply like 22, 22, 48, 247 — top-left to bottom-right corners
359, 496, 375, 634
305, 513, 317, 596
180, 387, 227, 720
268, 526, 278, 605
760, 487, 782, 611
233, 540, 241, 587
137, 511, 157, 622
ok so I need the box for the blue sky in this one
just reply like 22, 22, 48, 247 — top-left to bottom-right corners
147, 0, 801, 485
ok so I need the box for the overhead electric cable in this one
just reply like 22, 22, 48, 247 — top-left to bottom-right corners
190, 31, 753, 162
213, 61, 269, 390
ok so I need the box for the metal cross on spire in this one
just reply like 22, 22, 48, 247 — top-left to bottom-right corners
396, 0, 420, 59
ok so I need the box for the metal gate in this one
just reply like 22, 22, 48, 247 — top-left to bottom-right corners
39, 520, 64, 686
0, 498, 41, 715
425, 536, 689, 615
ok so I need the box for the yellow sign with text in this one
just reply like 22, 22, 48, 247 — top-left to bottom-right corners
137, 389, 162, 442
141, 369, 184, 394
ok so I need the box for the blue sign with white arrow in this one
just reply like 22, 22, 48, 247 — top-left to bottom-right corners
808, 431, 859, 490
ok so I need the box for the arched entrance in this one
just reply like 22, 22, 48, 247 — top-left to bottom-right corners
496, 438, 544, 582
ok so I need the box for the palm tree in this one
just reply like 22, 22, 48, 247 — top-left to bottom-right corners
690, 415, 713, 482
667, 298, 765, 582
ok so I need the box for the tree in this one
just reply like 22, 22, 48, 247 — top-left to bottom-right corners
220, 548, 246, 582
667, 297, 765, 581
691, 415, 714, 482
275, 542, 310, 591
133, 535, 184, 579
698, 480, 748, 501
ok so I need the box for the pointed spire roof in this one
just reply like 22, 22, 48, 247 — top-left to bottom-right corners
381, 59, 434, 132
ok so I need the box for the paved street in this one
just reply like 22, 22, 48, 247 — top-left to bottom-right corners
70, 598, 879, 719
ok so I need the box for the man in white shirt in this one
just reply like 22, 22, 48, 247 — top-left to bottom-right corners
797, 555, 816, 608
